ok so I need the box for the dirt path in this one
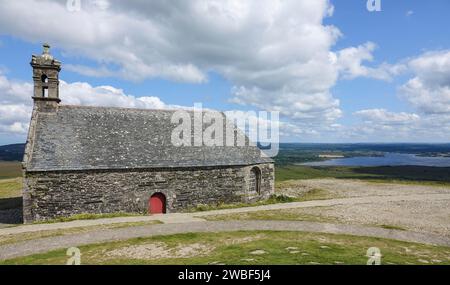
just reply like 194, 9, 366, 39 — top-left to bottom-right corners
277, 179, 450, 236
283, 179, 450, 198
1, 192, 449, 236
0, 178, 449, 260
1, 220, 450, 260
194, 193, 450, 217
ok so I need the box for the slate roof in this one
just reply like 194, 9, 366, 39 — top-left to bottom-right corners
25, 105, 273, 172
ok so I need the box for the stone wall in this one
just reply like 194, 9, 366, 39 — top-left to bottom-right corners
23, 163, 274, 223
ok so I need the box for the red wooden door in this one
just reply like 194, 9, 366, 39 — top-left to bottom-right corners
149, 193, 166, 214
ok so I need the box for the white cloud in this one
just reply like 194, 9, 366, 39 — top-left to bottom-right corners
1, 0, 446, 142
0, 72, 34, 136
0, 0, 351, 128
339, 50, 450, 142
0, 71, 180, 137
400, 50, 450, 114
347, 112, 450, 143
335, 42, 406, 80
59, 81, 171, 109
355, 109, 420, 125
0, 74, 33, 105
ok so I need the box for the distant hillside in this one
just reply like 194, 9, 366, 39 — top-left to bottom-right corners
0, 143, 25, 161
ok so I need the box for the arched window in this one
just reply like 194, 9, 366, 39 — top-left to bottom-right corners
250, 167, 262, 195
41, 74, 49, 97
41, 74, 48, 83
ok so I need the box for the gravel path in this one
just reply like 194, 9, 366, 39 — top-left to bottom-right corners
1, 220, 450, 260
276, 179, 450, 237
194, 193, 450, 217
291, 179, 450, 198
1, 192, 449, 236
1, 178, 449, 260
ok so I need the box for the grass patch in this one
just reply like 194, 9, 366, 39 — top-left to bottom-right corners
0, 162, 22, 180
204, 208, 336, 223
0, 178, 22, 211
0, 178, 22, 199
276, 165, 450, 187
34, 212, 146, 224
0, 220, 162, 247
379, 225, 407, 231
190, 189, 331, 213
203, 209, 411, 233
293, 188, 331, 201
2, 231, 449, 265
276, 166, 364, 182
190, 196, 294, 212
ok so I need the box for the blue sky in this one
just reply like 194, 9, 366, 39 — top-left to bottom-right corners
0, 0, 450, 144
329, 0, 450, 125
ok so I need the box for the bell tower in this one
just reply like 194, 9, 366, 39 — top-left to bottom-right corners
30, 43, 61, 109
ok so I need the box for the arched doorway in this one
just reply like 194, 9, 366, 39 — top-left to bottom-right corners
149, 193, 166, 214
249, 167, 262, 194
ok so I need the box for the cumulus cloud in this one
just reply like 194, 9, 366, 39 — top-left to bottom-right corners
400, 50, 450, 114
335, 42, 406, 80
1, 0, 446, 142
347, 110, 450, 143
0, 72, 34, 135
59, 81, 171, 109
355, 109, 420, 125
0, 71, 179, 137
0, 0, 354, 128
341, 50, 450, 142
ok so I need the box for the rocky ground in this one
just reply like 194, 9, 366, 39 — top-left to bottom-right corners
277, 179, 450, 237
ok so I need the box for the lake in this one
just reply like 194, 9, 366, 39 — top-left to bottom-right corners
300, 153, 450, 167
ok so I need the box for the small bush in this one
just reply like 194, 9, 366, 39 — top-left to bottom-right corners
267, 194, 296, 203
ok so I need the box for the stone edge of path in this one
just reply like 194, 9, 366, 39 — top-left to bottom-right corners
1, 220, 450, 261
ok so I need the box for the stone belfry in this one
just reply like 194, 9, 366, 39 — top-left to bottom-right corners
30, 44, 61, 109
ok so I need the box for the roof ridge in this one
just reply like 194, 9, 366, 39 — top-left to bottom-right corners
58, 104, 222, 113
59, 104, 181, 113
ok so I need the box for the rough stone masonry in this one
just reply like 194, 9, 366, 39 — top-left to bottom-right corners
22, 45, 275, 223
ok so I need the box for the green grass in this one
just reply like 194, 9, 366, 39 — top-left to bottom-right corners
276, 165, 450, 186
203, 207, 336, 223
0, 220, 162, 247
276, 166, 362, 182
0, 178, 22, 211
0, 161, 22, 211
0, 178, 22, 199
0, 163, 23, 211
203, 209, 410, 232
2, 231, 449, 265
379, 225, 407, 231
190, 196, 291, 212
35, 212, 146, 224
0, 162, 22, 180
190, 189, 331, 212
